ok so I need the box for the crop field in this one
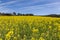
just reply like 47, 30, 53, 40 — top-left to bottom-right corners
0, 16, 60, 40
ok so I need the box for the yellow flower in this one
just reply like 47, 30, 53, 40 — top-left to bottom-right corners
0, 38, 2, 40
5, 31, 14, 40
32, 28, 39, 33
39, 37, 45, 40
14, 37, 17, 40
31, 37, 35, 40
0, 16, 60, 40
48, 26, 52, 29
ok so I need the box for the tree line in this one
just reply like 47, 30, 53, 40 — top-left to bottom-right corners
0, 12, 34, 16
0, 12, 60, 17
43, 14, 60, 17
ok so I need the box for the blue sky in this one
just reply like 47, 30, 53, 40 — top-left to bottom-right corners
0, 0, 60, 15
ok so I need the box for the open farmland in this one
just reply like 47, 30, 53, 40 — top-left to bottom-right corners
0, 16, 60, 40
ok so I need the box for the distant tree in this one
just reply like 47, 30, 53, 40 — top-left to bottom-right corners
5, 13, 12, 16
29, 14, 34, 16
23, 14, 25, 16
17, 13, 22, 16
0, 12, 2, 15
46, 14, 60, 17
0, 12, 34, 16
25, 13, 34, 16
13, 12, 16, 15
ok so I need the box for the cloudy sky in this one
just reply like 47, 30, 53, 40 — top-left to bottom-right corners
0, 0, 60, 15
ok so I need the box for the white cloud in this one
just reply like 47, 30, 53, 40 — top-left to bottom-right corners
0, 1, 17, 6
19, 2, 60, 9
0, 0, 23, 6
18, 2, 60, 15
0, 0, 23, 12
0, 6, 14, 13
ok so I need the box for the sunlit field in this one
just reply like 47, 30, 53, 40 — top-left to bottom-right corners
0, 16, 60, 40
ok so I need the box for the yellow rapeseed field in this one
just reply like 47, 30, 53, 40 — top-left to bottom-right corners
0, 16, 60, 40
